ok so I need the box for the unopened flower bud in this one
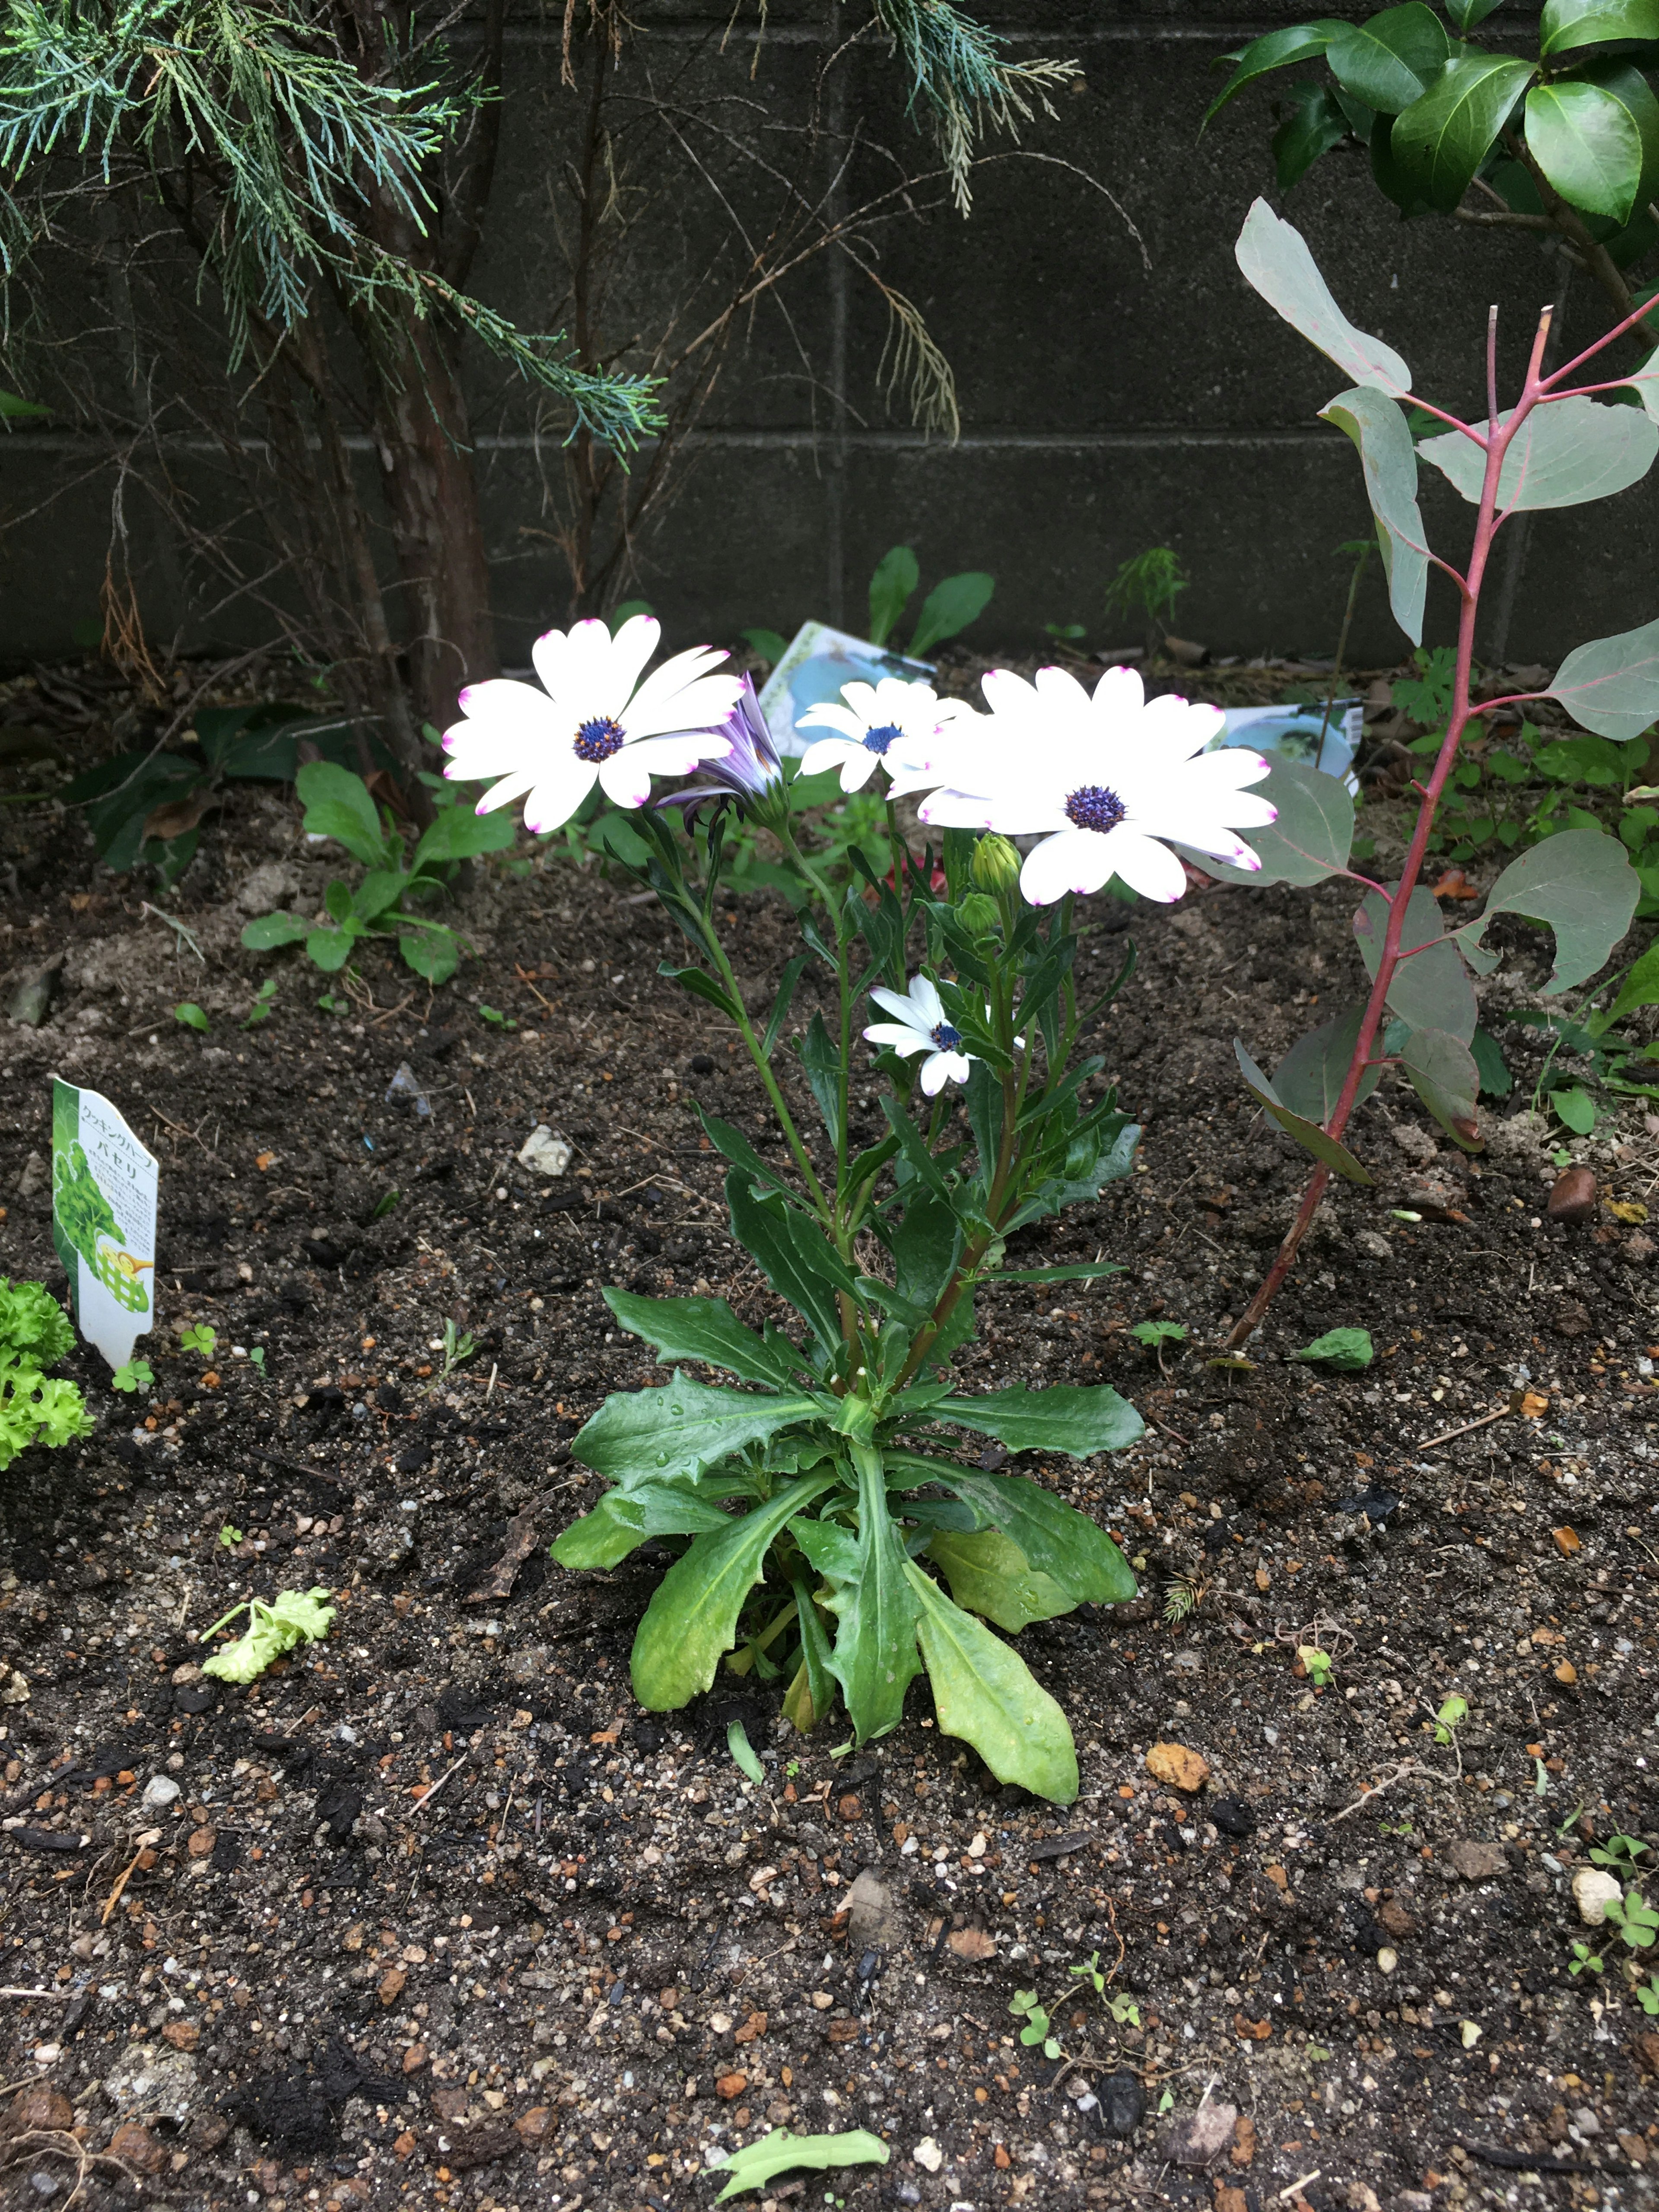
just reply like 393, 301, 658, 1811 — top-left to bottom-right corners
971, 833, 1020, 893
957, 892, 1000, 936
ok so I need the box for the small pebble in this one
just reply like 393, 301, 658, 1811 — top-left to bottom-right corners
140, 1775, 180, 1811
1546, 1167, 1597, 1224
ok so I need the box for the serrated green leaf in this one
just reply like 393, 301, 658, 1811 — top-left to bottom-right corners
712, 2127, 890, 2202
903, 1560, 1078, 1803
413, 802, 515, 866
1319, 386, 1430, 645
629, 1471, 837, 1709
296, 760, 390, 867
897, 1464, 1138, 1606
725, 1173, 844, 1350
925, 1527, 1076, 1631
1327, 4, 1449, 114
822, 1449, 923, 1742
930, 1381, 1143, 1459
1454, 826, 1639, 992
1390, 54, 1536, 210
1419, 397, 1658, 511
1235, 199, 1413, 394
602, 1288, 806, 1389
572, 1372, 822, 1488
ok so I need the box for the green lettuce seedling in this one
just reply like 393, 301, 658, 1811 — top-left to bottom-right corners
0, 1278, 92, 1472
197, 1587, 337, 1683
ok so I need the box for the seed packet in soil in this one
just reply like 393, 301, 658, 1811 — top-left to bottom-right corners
48, 1074, 158, 1370
758, 621, 936, 756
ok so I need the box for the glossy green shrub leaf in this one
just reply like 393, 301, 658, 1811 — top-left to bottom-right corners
1235, 1040, 1376, 1184
1547, 614, 1659, 739
572, 1371, 822, 1487
1235, 199, 1414, 396
1399, 1025, 1484, 1147
1320, 385, 1429, 643
1446, 0, 1507, 25
1419, 397, 1658, 510
1189, 758, 1356, 887
1390, 55, 1536, 210
1454, 826, 1640, 992
1273, 83, 1355, 189
925, 1528, 1077, 1631
1327, 4, 1449, 114
602, 1287, 807, 1390
904, 1560, 1078, 1803
1204, 21, 1348, 126
552, 1481, 734, 1570
823, 1453, 923, 1741
1526, 77, 1646, 222
1353, 886, 1478, 1041
1273, 1003, 1382, 1121
630, 1472, 837, 1709
1541, 0, 1659, 58
930, 1381, 1143, 1458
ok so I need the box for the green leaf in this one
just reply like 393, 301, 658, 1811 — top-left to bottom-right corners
1183, 759, 1355, 888
1399, 1025, 1484, 1147
572, 1371, 823, 1487
0, 386, 48, 419
1353, 886, 1478, 1040
905, 1465, 1137, 1605
1552, 1081, 1599, 1132
1273, 83, 1355, 191
699, 1108, 800, 1207
903, 1560, 1078, 1804
1274, 1003, 1382, 1121
601, 1288, 806, 1390
725, 1173, 845, 1350
1547, 614, 1659, 740
1541, 0, 1659, 58
868, 547, 919, 648
1390, 54, 1537, 210
909, 572, 995, 658
712, 2128, 890, 2203
1234, 1040, 1376, 1184
1326, 4, 1450, 114
660, 963, 741, 1021
551, 1481, 735, 1570
241, 912, 310, 950
893, 1191, 963, 1316
296, 761, 391, 867
1604, 939, 1659, 1024
1446, 0, 1507, 26
985, 1262, 1126, 1287
791, 1516, 860, 1583
173, 1001, 209, 1033
741, 627, 788, 665
1289, 1327, 1375, 1370
399, 928, 460, 985
199, 1587, 336, 1684
788, 1574, 836, 1730
353, 868, 411, 923
306, 925, 356, 973
413, 802, 516, 866
931, 1381, 1143, 1459
1454, 826, 1640, 992
823, 1449, 924, 1742
1471, 1025, 1515, 1096
1234, 199, 1414, 397
630, 1471, 838, 1709
727, 1719, 766, 1784
925, 1527, 1077, 1631
1526, 78, 1645, 221
794, 1012, 842, 1142
1419, 397, 1658, 510
1319, 386, 1430, 645
1204, 21, 1348, 127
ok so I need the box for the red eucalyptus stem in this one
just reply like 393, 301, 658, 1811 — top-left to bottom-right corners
1225, 302, 1563, 1351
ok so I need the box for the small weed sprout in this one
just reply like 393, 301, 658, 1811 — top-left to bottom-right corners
1589, 1831, 1652, 1874
1163, 1572, 1209, 1627
249, 1347, 267, 1375
178, 1322, 217, 1359
110, 1358, 154, 1394
173, 1001, 209, 1032
1638, 1974, 1659, 2016
1103, 546, 1189, 653
1130, 1319, 1186, 1376
243, 978, 278, 1028
1298, 1644, 1335, 1689
1431, 1693, 1468, 1747
442, 1319, 478, 1376
1570, 1942, 1604, 1977
1008, 1989, 1059, 2059
219, 1524, 243, 1547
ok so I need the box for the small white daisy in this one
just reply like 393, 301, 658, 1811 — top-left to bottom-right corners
863, 975, 976, 1096
919, 664, 1275, 906
797, 676, 963, 795
442, 614, 741, 833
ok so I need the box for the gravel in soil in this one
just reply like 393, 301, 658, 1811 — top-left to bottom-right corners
0, 690, 1657, 2212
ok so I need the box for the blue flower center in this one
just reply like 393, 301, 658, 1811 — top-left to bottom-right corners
862, 721, 903, 755
930, 1022, 962, 1052
574, 715, 626, 763
1065, 783, 1127, 835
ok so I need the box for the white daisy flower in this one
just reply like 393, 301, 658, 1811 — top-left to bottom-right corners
797, 676, 963, 795
863, 976, 976, 1096
918, 664, 1275, 907
442, 614, 741, 832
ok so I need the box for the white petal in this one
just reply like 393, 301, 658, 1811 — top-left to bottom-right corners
597, 748, 658, 807
920, 1049, 971, 1096
545, 618, 616, 712
798, 713, 864, 751
1102, 826, 1189, 903
863, 1024, 928, 1056
522, 759, 598, 833
837, 681, 880, 721
1019, 827, 1116, 906
979, 667, 1040, 720
470, 768, 536, 814
527, 626, 575, 700
869, 986, 921, 1027
625, 671, 742, 741
596, 613, 662, 715
1089, 663, 1146, 717
908, 975, 945, 1030
837, 750, 879, 793
798, 735, 858, 779
918, 788, 1002, 830
624, 732, 733, 776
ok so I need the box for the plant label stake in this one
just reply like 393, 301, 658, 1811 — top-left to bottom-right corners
48, 1077, 158, 1370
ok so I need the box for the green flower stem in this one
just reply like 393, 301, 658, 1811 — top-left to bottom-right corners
703, 925, 832, 1219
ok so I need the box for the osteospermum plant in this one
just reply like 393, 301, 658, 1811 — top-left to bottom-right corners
445, 622, 1283, 1800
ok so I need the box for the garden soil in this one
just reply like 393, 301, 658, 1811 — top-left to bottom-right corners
0, 660, 1657, 2212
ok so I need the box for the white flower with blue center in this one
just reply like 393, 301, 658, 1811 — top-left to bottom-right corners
442, 614, 741, 833
918, 664, 1275, 906
863, 975, 976, 1095
796, 676, 961, 795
